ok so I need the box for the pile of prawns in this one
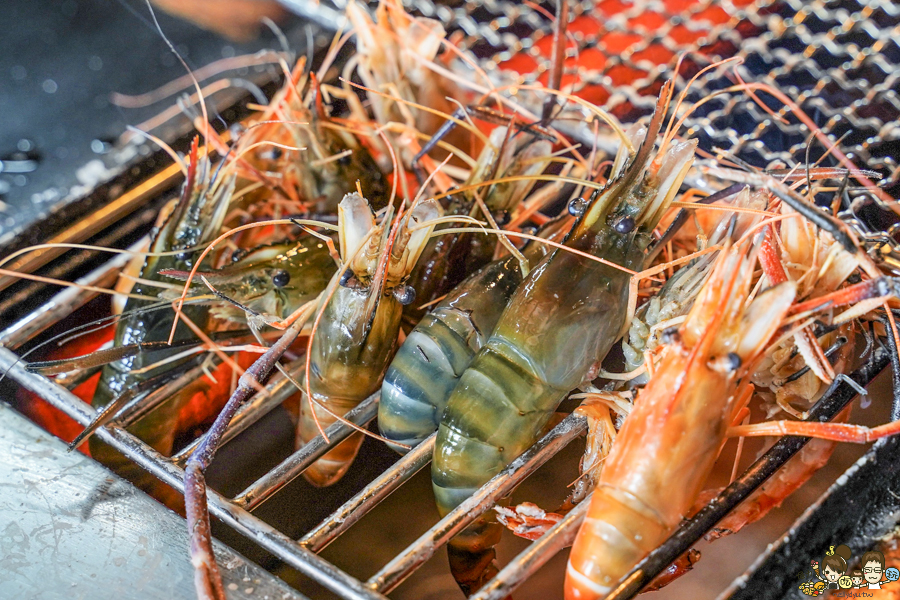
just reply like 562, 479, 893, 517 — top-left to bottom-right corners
6, 1, 900, 599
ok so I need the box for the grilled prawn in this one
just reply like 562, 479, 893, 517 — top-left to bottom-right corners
431, 81, 696, 594
296, 192, 441, 486
229, 58, 388, 214
565, 244, 797, 599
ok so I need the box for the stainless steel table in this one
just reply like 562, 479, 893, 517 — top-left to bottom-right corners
0, 401, 308, 600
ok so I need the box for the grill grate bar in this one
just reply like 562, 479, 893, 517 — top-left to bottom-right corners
366, 412, 588, 595
113, 362, 210, 428
300, 433, 436, 553
0, 348, 389, 600
233, 393, 380, 509
471, 493, 592, 600
0, 239, 144, 350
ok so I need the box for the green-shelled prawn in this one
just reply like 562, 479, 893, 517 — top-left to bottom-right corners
296, 192, 441, 486
431, 81, 697, 594
378, 216, 571, 451
161, 236, 337, 329
85, 139, 234, 504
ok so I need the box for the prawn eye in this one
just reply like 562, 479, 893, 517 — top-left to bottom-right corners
231, 248, 248, 263
393, 285, 416, 306
725, 352, 742, 371
260, 147, 282, 161
613, 216, 635, 233
337, 152, 353, 166
229, 122, 246, 140
339, 267, 357, 288
567, 197, 586, 217
272, 270, 290, 288
660, 326, 680, 344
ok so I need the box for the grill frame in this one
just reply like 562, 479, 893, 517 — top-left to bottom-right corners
2, 0, 900, 598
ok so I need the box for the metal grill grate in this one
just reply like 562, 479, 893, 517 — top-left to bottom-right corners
469, 0, 900, 180
2, 0, 900, 599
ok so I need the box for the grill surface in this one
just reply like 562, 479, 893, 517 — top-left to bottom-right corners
2, 0, 900, 599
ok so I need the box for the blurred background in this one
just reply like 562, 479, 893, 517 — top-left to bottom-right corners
0, 0, 304, 244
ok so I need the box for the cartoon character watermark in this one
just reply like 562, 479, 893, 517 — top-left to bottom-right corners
798, 545, 900, 596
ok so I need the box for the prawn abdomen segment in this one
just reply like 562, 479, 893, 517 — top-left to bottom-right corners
433, 339, 563, 513
298, 390, 371, 487
380, 253, 534, 450
379, 313, 479, 449
566, 485, 670, 598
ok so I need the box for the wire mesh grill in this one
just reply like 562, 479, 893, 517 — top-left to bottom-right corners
2, 0, 900, 599
469, 0, 899, 181
378, 0, 900, 182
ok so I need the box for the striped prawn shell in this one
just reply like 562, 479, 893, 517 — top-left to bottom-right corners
379, 255, 524, 451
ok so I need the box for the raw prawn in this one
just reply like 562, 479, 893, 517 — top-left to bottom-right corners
379, 215, 571, 450
161, 235, 337, 329
432, 81, 696, 594
86, 139, 234, 505
183, 191, 439, 598
296, 192, 441, 486
35, 230, 341, 458
494, 189, 766, 542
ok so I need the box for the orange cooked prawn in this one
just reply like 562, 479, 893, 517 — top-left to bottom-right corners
565, 241, 797, 599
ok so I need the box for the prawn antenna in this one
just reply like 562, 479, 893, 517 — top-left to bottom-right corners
541, 0, 569, 125
143, 0, 211, 184
199, 275, 263, 319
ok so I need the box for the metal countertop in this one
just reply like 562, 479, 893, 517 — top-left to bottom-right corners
0, 401, 308, 600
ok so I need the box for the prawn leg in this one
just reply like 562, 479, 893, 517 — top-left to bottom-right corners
27, 337, 208, 376
728, 415, 900, 444
186, 313, 308, 600
410, 105, 467, 183
410, 104, 559, 182
760, 227, 836, 384
790, 276, 900, 316
707, 406, 851, 541
70, 354, 205, 450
